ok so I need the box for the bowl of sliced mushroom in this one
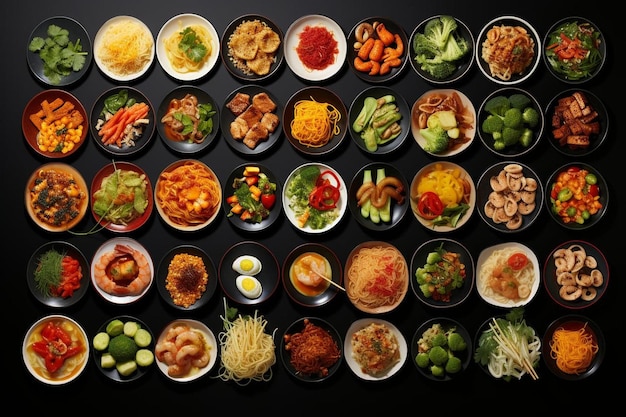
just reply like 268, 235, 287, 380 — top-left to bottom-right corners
476, 161, 543, 233
543, 240, 609, 309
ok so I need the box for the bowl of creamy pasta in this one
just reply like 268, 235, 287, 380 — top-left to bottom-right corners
476, 16, 541, 85
476, 242, 540, 308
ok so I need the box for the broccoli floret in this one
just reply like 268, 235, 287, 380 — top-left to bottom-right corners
420, 125, 450, 153
522, 107, 540, 128
415, 352, 430, 368
424, 15, 458, 49
428, 345, 449, 366
483, 95, 511, 117
502, 127, 522, 145
412, 34, 440, 60
108, 334, 138, 362
519, 128, 534, 147
508, 93, 532, 109
430, 364, 445, 377
419, 282, 433, 298
445, 356, 463, 374
493, 139, 506, 151
431, 333, 448, 347
481, 114, 504, 134
440, 33, 469, 62
426, 250, 442, 264
503, 107, 523, 129
447, 332, 467, 351
420, 61, 457, 79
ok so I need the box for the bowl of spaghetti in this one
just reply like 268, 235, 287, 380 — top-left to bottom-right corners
156, 13, 220, 82
154, 159, 222, 232
344, 241, 409, 314
476, 242, 540, 308
280, 317, 343, 383
283, 86, 348, 156
476, 16, 541, 85
542, 314, 605, 380
93, 15, 155, 82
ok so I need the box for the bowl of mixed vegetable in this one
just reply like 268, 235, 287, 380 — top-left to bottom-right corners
410, 238, 474, 309
543, 17, 606, 84
545, 162, 608, 230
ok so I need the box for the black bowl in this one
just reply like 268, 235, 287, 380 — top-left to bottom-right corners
409, 15, 474, 84
157, 85, 220, 155
156, 245, 218, 311
27, 241, 90, 308
348, 86, 410, 156
347, 17, 409, 83
222, 163, 282, 232
545, 162, 608, 230
348, 162, 409, 232
221, 85, 283, 156
218, 241, 280, 306
411, 317, 472, 381
476, 161, 543, 233
283, 86, 347, 156
90, 86, 155, 156
280, 317, 343, 383
477, 87, 545, 158
543, 240, 609, 310
543, 17, 606, 84
542, 314, 605, 380
410, 238, 474, 309
282, 243, 343, 307
544, 89, 608, 157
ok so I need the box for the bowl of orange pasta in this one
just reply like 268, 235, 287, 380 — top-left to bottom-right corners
155, 159, 222, 232
542, 314, 605, 380
476, 16, 541, 85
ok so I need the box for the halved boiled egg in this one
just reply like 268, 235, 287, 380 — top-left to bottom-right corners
235, 275, 263, 299
232, 255, 262, 275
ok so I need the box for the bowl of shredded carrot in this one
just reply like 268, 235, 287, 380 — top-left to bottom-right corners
543, 314, 605, 380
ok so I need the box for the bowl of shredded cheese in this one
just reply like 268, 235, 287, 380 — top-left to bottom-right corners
94, 15, 155, 82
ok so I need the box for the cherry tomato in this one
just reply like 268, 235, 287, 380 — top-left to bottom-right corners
507, 252, 529, 270
417, 191, 444, 219
588, 184, 599, 197
261, 193, 276, 209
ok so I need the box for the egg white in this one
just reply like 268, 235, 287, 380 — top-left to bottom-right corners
232, 255, 262, 275
235, 275, 263, 299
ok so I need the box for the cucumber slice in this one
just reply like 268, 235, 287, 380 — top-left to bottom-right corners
92, 332, 110, 351
100, 353, 116, 368
136, 349, 154, 367
116, 360, 138, 376
106, 319, 124, 337
123, 321, 140, 338
134, 328, 152, 348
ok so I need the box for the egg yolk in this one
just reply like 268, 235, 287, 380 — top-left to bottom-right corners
239, 259, 255, 272
241, 277, 257, 291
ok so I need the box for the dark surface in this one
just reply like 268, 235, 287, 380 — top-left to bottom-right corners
8, 0, 619, 412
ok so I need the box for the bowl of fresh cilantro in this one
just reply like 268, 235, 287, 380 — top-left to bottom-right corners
27, 16, 92, 86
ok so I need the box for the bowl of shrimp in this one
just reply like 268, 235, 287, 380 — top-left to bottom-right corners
155, 319, 217, 382
90, 237, 154, 305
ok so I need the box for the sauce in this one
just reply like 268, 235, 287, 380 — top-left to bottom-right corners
289, 252, 331, 296
296, 25, 338, 70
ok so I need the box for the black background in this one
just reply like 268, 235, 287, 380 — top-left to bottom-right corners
6, 0, 620, 412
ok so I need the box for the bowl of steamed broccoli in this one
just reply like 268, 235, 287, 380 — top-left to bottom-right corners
477, 87, 544, 158
409, 15, 475, 84
412, 317, 472, 381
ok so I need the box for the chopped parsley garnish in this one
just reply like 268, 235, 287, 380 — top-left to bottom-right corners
29, 24, 88, 85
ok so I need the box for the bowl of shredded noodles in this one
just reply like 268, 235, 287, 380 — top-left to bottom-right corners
215, 299, 277, 386
283, 86, 348, 156
344, 241, 409, 314
94, 15, 155, 82
476, 16, 541, 85
154, 159, 222, 232
542, 314, 605, 380
156, 13, 220, 82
